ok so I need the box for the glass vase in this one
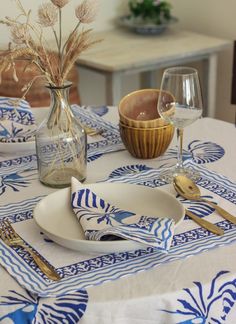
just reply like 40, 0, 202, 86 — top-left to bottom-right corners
35, 82, 87, 188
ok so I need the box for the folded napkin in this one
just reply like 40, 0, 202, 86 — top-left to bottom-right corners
0, 97, 36, 143
71, 178, 175, 252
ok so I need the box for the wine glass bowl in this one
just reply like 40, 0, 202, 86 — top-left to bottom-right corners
157, 66, 203, 182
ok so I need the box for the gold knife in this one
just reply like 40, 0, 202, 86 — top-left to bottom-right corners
201, 200, 236, 225
185, 209, 224, 236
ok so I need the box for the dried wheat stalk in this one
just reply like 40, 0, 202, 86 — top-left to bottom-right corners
0, 0, 100, 97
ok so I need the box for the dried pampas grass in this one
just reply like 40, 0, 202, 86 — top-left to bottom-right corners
0, 0, 100, 99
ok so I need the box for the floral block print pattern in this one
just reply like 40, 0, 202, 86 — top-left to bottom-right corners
0, 289, 88, 323
0, 97, 36, 142
161, 270, 236, 323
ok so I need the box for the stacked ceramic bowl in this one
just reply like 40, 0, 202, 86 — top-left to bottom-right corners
118, 89, 174, 159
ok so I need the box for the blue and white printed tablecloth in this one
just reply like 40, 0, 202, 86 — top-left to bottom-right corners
0, 106, 236, 323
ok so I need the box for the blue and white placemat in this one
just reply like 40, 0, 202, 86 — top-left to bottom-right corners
71, 105, 124, 158
0, 97, 36, 142
0, 103, 124, 162
0, 158, 235, 297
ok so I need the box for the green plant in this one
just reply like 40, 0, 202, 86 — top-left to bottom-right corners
129, 0, 172, 25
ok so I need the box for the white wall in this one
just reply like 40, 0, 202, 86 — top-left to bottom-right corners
0, 0, 129, 106
0, 0, 128, 45
81, 0, 236, 123
0, 0, 235, 123
168, 0, 236, 123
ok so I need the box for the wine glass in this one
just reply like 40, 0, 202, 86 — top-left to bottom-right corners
157, 66, 203, 182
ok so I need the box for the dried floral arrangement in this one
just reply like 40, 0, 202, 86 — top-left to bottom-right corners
0, 0, 100, 187
0, 0, 99, 98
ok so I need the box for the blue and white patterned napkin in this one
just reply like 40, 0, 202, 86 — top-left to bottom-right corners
0, 97, 36, 143
71, 177, 175, 251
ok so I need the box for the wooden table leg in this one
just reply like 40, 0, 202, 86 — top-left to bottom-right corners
105, 72, 122, 106
203, 53, 218, 118
140, 71, 157, 89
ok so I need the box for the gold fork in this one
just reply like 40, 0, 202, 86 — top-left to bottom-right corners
83, 125, 103, 136
0, 220, 61, 281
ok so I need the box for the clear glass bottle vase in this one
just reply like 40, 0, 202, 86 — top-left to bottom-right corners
35, 82, 87, 188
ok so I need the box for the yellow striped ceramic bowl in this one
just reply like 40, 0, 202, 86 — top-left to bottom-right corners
119, 121, 174, 159
118, 89, 173, 128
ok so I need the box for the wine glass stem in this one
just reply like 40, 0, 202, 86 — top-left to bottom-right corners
176, 128, 184, 170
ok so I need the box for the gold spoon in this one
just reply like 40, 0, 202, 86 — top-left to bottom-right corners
173, 177, 224, 235
174, 175, 236, 225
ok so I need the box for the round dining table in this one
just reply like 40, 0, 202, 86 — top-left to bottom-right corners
0, 104, 235, 323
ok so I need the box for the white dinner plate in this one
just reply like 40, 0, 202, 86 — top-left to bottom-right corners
33, 182, 185, 253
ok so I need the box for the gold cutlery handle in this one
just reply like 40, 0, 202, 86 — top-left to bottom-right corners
185, 209, 224, 236
202, 199, 236, 225
24, 246, 61, 281
83, 126, 103, 136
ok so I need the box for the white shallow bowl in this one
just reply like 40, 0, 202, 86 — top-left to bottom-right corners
33, 182, 184, 254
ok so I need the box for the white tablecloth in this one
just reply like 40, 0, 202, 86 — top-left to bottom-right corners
0, 106, 236, 324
